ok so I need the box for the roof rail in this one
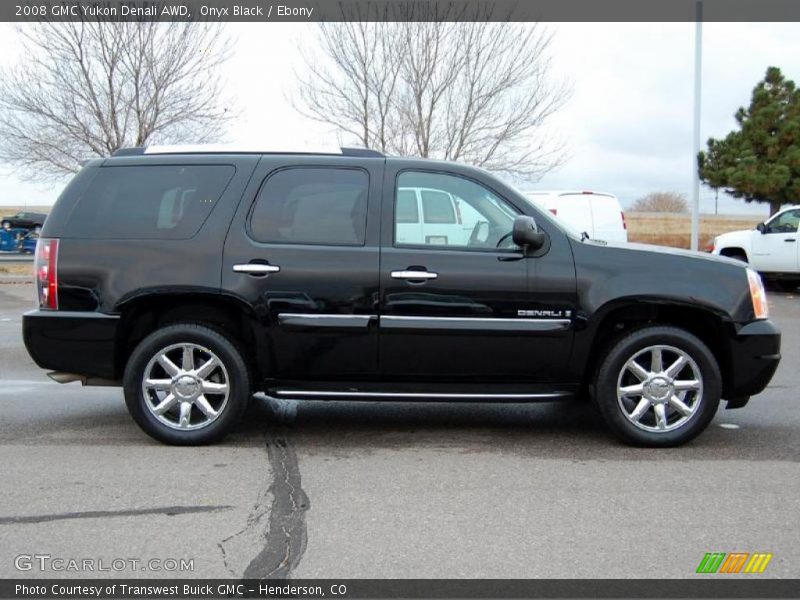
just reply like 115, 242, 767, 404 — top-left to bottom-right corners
112, 147, 146, 156
340, 147, 384, 157
111, 145, 385, 157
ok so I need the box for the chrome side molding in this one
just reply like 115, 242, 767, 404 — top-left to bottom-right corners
278, 313, 375, 329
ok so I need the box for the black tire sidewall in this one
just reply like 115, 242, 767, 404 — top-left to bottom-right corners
595, 326, 721, 447
123, 324, 250, 445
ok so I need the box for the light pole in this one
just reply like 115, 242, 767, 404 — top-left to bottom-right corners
690, 0, 703, 251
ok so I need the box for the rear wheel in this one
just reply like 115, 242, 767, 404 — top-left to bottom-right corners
594, 326, 721, 447
123, 324, 251, 445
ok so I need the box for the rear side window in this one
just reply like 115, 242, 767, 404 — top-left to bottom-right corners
63, 165, 234, 239
249, 167, 369, 246
421, 190, 456, 224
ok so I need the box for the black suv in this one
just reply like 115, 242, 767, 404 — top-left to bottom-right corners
1, 211, 47, 230
23, 147, 781, 446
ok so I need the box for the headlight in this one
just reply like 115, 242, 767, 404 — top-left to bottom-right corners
747, 268, 768, 320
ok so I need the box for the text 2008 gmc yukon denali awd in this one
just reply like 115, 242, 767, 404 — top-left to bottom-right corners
23, 146, 781, 446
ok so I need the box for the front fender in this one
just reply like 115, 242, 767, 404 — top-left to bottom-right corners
714, 229, 754, 255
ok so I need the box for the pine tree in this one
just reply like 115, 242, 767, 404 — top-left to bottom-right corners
698, 66, 800, 215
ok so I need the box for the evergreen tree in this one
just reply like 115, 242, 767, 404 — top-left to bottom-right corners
698, 67, 800, 215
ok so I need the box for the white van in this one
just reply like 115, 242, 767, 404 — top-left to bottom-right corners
395, 186, 485, 246
523, 190, 628, 242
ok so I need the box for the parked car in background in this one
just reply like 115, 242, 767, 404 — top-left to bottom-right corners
22, 145, 780, 448
523, 190, 628, 242
1, 211, 47, 230
0, 226, 28, 252
17, 230, 39, 254
710, 205, 799, 290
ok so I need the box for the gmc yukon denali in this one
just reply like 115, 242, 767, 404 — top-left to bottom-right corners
23, 147, 781, 446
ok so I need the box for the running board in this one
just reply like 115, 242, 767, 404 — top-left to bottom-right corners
269, 389, 573, 402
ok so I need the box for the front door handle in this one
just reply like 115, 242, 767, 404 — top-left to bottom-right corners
233, 263, 280, 275
785, 238, 796, 243
391, 270, 438, 280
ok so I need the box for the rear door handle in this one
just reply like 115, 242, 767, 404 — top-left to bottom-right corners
785, 238, 796, 243
391, 270, 438, 280
233, 263, 280, 274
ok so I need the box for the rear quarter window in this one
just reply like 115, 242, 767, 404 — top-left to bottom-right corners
61, 165, 235, 239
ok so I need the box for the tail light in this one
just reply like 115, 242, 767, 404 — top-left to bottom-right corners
549, 208, 558, 216
35, 238, 59, 310
620, 211, 627, 230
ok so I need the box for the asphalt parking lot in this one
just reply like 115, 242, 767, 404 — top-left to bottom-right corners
0, 281, 798, 579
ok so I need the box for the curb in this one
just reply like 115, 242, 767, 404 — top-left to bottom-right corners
0, 276, 31, 285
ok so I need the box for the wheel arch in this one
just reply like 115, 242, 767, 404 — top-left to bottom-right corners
718, 246, 749, 261
114, 290, 265, 382
579, 299, 735, 397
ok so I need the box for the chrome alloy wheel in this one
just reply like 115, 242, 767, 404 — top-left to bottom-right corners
141, 343, 230, 431
616, 344, 703, 433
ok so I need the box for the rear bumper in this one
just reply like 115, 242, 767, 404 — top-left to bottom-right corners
22, 310, 120, 380
724, 319, 781, 398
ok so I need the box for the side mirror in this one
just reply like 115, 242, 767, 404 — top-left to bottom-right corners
512, 215, 546, 250
756, 222, 766, 234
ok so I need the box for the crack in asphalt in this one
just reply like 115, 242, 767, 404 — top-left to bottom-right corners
219, 431, 309, 579
0, 505, 233, 525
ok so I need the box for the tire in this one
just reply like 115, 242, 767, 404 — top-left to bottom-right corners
594, 325, 721, 447
773, 279, 799, 293
123, 323, 251, 445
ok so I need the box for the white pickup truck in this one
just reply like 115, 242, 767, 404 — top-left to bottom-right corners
711, 205, 800, 289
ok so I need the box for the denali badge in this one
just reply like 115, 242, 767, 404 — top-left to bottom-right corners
518, 309, 572, 318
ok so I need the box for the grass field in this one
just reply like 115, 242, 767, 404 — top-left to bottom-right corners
0, 264, 32, 276
1, 206, 763, 251
625, 212, 761, 249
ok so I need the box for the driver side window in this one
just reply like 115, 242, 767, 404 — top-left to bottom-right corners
394, 171, 519, 250
765, 209, 800, 234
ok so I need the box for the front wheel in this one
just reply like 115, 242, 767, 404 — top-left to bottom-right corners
123, 324, 251, 445
594, 326, 721, 447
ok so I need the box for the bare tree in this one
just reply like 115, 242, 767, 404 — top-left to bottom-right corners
0, 22, 233, 181
630, 191, 689, 213
296, 20, 406, 153
295, 15, 569, 179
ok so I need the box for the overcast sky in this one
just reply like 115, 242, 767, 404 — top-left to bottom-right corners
1, 21, 798, 215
